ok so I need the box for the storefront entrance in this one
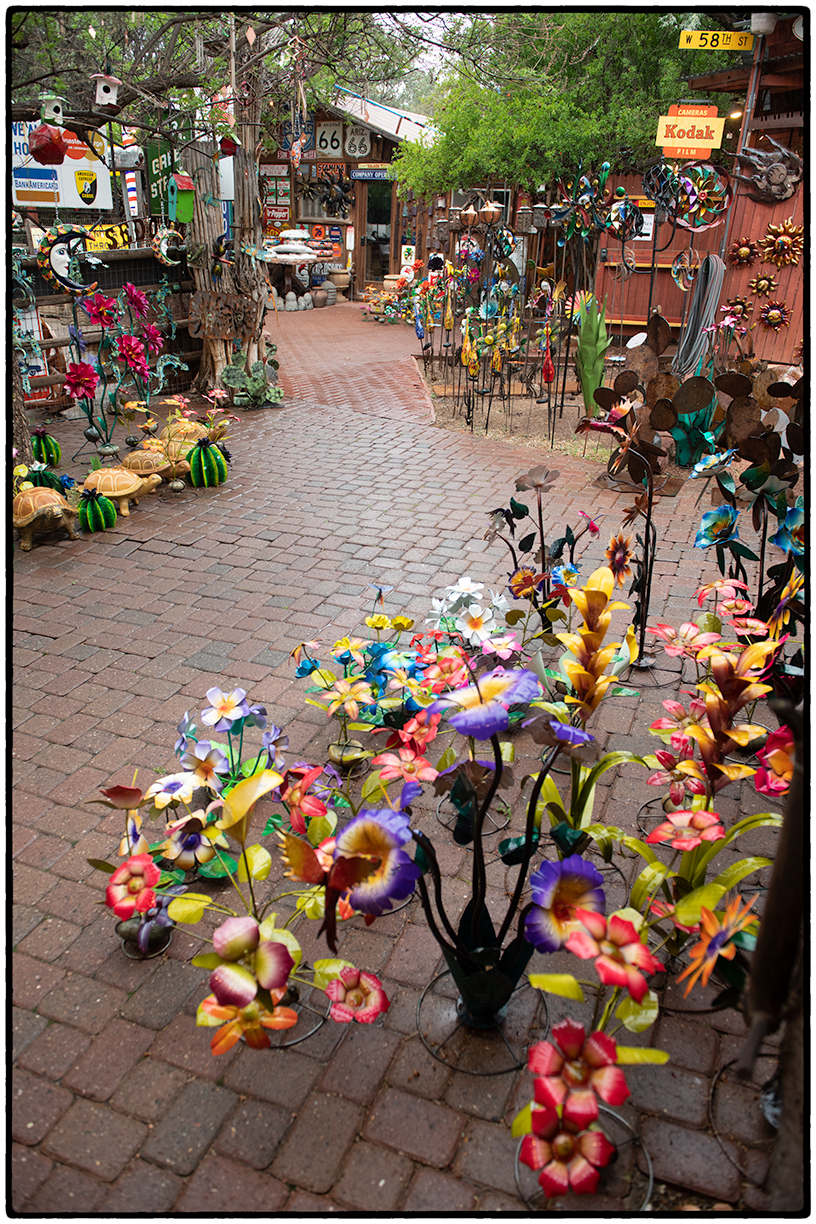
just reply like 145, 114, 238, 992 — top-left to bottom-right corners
363, 180, 393, 282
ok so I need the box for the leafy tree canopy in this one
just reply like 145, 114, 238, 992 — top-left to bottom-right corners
392, 11, 743, 196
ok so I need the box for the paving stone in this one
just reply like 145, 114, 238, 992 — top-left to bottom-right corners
37, 878, 103, 928
712, 1074, 776, 1145
11, 1068, 74, 1145
120, 959, 206, 1029
173, 1153, 289, 1213
655, 1014, 719, 1075
386, 1040, 451, 1100
223, 1043, 321, 1108
18, 1020, 91, 1079
474, 1188, 528, 1211
318, 1022, 400, 1104
61, 1017, 155, 1101
384, 921, 444, 987
13, 953, 68, 1011
13, 862, 55, 905
214, 1098, 291, 1170
147, 1011, 241, 1077
17, 915, 83, 962
140, 1079, 237, 1175
98, 1158, 185, 1213
27, 1163, 110, 1213
332, 1138, 414, 1210
109, 1057, 189, 1122
455, 1116, 521, 1196
403, 1165, 477, 1211
272, 1092, 363, 1193
12, 905, 47, 948
42, 1098, 147, 1181
638, 1118, 742, 1202
37, 971, 127, 1034
445, 1066, 517, 1123
12, 1007, 49, 1063
284, 1189, 340, 1212
626, 1063, 710, 1126
10, 1143, 53, 1211
363, 1086, 462, 1169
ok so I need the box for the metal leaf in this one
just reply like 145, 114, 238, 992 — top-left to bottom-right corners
624, 345, 658, 383
613, 370, 640, 396
593, 386, 623, 412
673, 376, 716, 416
645, 372, 680, 407
646, 313, 673, 356
649, 399, 678, 431
714, 372, 753, 399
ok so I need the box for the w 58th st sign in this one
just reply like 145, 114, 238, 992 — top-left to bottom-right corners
656, 104, 724, 161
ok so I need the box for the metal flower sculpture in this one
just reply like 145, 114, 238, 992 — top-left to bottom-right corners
759, 218, 804, 268
727, 237, 760, 267
675, 164, 733, 231
758, 300, 791, 332
748, 271, 778, 299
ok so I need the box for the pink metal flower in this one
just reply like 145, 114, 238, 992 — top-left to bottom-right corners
646, 743, 707, 807
578, 510, 601, 536
141, 323, 164, 353
645, 809, 724, 851
372, 747, 439, 783
529, 1018, 629, 1129
105, 852, 161, 919
63, 360, 99, 400
696, 578, 750, 608
754, 726, 794, 796
82, 292, 118, 327
649, 899, 701, 935
520, 1104, 616, 1197
647, 622, 722, 658
116, 333, 149, 378
124, 282, 150, 318
324, 967, 390, 1023
481, 631, 523, 659
649, 696, 709, 750
566, 911, 662, 1003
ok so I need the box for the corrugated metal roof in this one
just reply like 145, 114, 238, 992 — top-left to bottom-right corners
325, 89, 434, 146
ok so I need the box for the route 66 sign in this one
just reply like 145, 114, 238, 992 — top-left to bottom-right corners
345, 125, 371, 158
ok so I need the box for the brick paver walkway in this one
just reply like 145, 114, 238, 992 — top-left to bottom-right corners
12, 302, 779, 1212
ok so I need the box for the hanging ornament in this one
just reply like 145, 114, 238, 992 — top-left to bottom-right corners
36, 225, 97, 295
28, 123, 69, 165
152, 226, 184, 266
758, 300, 791, 331
724, 296, 753, 321
675, 163, 732, 231
39, 93, 66, 124
758, 217, 804, 267
90, 72, 122, 109
748, 271, 779, 299
671, 248, 701, 292
541, 326, 555, 384
727, 237, 760, 267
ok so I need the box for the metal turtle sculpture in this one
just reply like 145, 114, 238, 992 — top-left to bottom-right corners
13, 488, 79, 551
82, 466, 161, 516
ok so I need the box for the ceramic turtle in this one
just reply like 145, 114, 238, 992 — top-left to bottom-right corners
121, 449, 170, 480
83, 466, 161, 516
13, 487, 79, 551
159, 420, 207, 443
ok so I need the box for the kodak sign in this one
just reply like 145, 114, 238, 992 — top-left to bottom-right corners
656, 104, 724, 160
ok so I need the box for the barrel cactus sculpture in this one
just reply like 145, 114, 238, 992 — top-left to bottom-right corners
78, 487, 117, 533
31, 427, 61, 467
187, 439, 228, 488
25, 463, 65, 491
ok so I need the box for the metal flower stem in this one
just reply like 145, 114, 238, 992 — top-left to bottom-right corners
495, 743, 562, 947
468, 733, 504, 947
411, 830, 476, 965
628, 446, 657, 667
756, 498, 769, 605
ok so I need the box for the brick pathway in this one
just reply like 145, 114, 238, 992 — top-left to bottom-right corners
12, 302, 780, 1212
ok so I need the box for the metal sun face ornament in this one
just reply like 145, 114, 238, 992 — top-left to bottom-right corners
748, 271, 778, 299
758, 300, 791, 332
724, 296, 753, 321
727, 237, 759, 267
36, 225, 97, 295
759, 217, 804, 268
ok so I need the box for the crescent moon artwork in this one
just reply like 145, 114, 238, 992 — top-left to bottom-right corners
152, 226, 184, 266
36, 224, 98, 295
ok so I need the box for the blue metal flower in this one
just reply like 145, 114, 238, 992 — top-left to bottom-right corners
694, 505, 740, 549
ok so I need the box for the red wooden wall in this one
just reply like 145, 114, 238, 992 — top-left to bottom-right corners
594, 172, 804, 364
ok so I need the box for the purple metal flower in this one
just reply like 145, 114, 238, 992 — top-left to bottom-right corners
524, 856, 606, 953
334, 808, 420, 916
246, 703, 268, 730
548, 722, 596, 747
431, 668, 541, 740
261, 725, 289, 770
179, 740, 230, 790
136, 885, 185, 954
201, 686, 251, 733
174, 711, 196, 756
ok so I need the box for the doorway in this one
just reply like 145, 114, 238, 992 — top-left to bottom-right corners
364, 180, 393, 281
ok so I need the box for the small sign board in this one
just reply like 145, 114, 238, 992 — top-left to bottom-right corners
656, 104, 723, 160
85, 222, 131, 251
146, 139, 176, 216
350, 164, 390, 180
280, 114, 315, 151
679, 29, 754, 50
316, 122, 343, 156
345, 125, 371, 158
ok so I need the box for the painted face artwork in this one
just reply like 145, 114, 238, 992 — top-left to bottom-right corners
36, 225, 97, 294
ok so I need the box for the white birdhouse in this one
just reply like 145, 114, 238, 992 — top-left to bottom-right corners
91, 73, 123, 108
40, 93, 67, 124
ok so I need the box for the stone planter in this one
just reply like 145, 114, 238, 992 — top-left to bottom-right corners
326, 270, 351, 301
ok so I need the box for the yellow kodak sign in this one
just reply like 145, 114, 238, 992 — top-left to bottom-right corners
656, 114, 725, 150
679, 29, 754, 50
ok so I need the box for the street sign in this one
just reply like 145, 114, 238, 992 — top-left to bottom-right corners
656, 104, 724, 161
679, 29, 754, 50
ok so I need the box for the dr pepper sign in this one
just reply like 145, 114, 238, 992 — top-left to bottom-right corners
655, 104, 724, 161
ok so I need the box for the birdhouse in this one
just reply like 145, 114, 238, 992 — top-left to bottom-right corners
28, 123, 69, 166
167, 171, 195, 223
40, 93, 67, 124
219, 135, 240, 157
91, 73, 123, 109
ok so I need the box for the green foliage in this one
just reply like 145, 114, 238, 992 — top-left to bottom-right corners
574, 296, 612, 417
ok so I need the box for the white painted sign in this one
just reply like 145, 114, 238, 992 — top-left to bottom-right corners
345, 125, 371, 158
11, 121, 113, 210
316, 122, 343, 156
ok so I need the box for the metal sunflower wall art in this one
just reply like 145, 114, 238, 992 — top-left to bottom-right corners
759, 217, 804, 268
748, 271, 779, 299
725, 296, 753, 321
758, 300, 791, 331
727, 237, 760, 267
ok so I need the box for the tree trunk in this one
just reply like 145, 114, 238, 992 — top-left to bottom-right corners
231, 52, 268, 370
12, 355, 34, 465
187, 142, 233, 392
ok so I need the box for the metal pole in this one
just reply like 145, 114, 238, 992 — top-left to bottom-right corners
718, 32, 765, 261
